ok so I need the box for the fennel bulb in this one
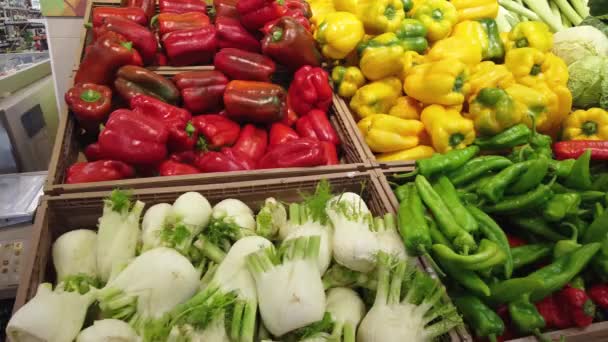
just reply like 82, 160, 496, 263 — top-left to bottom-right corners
326, 287, 366, 342
141, 203, 173, 252
97, 190, 144, 283
247, 235, 326, 337
206, 199, 256, 246
7, 283, 95, 342
170, 191, 212, 229
97, 247, 200, 324
322, 264, 376, 290
53, 229, 99, 293
357, 252, 461, 342
256, 197, 287, 239
326, 193, 378, 273
371, 214, 406, 259
76, 319, 140, 342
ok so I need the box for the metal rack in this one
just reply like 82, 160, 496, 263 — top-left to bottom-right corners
0, 0, 46, 53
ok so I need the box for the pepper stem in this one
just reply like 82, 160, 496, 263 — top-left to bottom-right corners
582, 121, 598, 136
431, 8, 443, 20
515, 37, 529, 48
80, 89, 102, 102
196, 136, 208, 151
121, 41, 133, 51
271, 27, 284, 42
449, 133, 465, 147
185, 122, 195, 137
384, 5, 396, 20
530, 64, 542, 76
452, 73, 464, 92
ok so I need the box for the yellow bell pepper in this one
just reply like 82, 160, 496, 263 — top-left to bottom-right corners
466, 87, 522, 135
505, 48, 568, 87
359, 33, 404, 80
314, 12, 365, 59
309, 0, 336, 25
399, 51, 426, 79
333, 0, 361, 16
468, 61, 515, 98
389, 96, 423, 119
505, 21, 553, 52
360, 0, 406, 34
404, 58, 471, 106
563, 108, 608, 140
427, 36, 482, 65
451, 19, 504, 61
358, 114, 425, 152
451, 0, 498, 22
377, 145, 436, 161
413, 0, 458, 42
350, 77, 402, 118
331, 66, 366, 98
421, 104, 476, 152
451, 20, 489, 55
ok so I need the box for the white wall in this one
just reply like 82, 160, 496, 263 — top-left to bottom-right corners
46, 17, 83, 115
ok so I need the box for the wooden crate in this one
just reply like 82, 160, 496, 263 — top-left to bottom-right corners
17, 171, 459, 342
47, 63, 372, 194
373, 167, 608, 342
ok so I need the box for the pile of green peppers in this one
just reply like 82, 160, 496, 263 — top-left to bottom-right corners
393, 124, 608, 341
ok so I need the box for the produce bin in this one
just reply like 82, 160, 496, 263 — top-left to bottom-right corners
18, 171, 461, 341
374, 167, 608, 342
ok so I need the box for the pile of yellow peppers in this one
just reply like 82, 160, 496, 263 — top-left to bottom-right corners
310, 0, 574, 161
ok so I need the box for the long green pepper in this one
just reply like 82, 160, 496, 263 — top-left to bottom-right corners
434, 177, 478, 233
507, 158, 549, 195
509, 216, 567, 241
467, 205, 513, 278
483, 182, 554, 214
447, 156, 513, 187
431, 239, 505, 271
510, 244, 552, 271
478, 160, 536, 203
396, 146, 480, 179
434, 251, 491, 297
397, 183, 432, 256
474, 124, 531, 150
565, 149, 592, 190
452, 293, 504, 342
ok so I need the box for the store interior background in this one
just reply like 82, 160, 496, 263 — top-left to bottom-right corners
0, 0, 77, 337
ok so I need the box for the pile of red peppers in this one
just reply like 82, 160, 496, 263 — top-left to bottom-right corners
65, 0, 339, 184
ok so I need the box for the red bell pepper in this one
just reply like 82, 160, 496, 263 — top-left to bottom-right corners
75, 31, 134, 86
154, 12, 211, 36
557, 285, 596, 328
224, 80, 287, 123
261, 17, 320, 71
553, 140, 608, 160
84, 143, 106, 161
174, 70, 229, 113
214, 48, 276, 82
130, 94, 197, 152
64, 83, 112, 133
216, 16, 261, 53
122, 0, 155, 19
92, 7, 148, 27
95, 16, 157, 65
159, 0, 208, 14
535, 294, 572, 329
258, 138, 326, 169
66, 160, 136, 184
159, 159, 200, 176
114, 65, 181, 104
236, 0, 286, 31
98, 109, 169, 164
192, 114, 241, 149
282, 98, 299, 126
214, 0, 240, 18
232, 124, 268, 160
195, 148, 255, 172
288, 66, 333, 116
162, 25, 218, 66
263, 0, 312, 32
295, 109, 340, 145
83, 41, 143, 66
269, 122, 299, 146
321, 141, 339, 165
590, 284, 608, 310
154, 52, 168, 66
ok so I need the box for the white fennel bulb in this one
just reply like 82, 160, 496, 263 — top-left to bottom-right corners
206, 199, 256, 246
285, 221, 332, 274
53, 229, 99, 292
371, 214, 406, 260
247, 235, 326, 337
97, 190, 144, 283
326, 287, 366, 341
256, 197, 287, 239
170, 192, 212, 230
7, 283, 95, 342
97, 247, 200, 326
141, 202, 172, 252
76, 319, 140, 342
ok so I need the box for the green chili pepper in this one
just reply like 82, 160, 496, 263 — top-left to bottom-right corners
474, 124, 531, 150
553, 223, 581, 259
431, 239, 505, 270
394, 184, 409, 202
489, 278, 544, 304
434, 177, 478, 233
434, 251, 491, 297
528, 242, 601, 301
530, 132, 552, 150
509, 293, 546, 335
396, 146, 479, 179
467, 205, 513, 278
550, 183, 604, 202
447, 156, 513, 186
592, 173, 608, 191
507, 158, 550, 195
457, 191, 479, 204
565, 149, 592, 190
543, 193, 581, 222
478, 160, 536, 203
415, 175, 477, 253
593, 240, 608, 281
460, 173, 495, 193
511, 244, 552, 271
452, 293, 504, 342
483, 182, 554, 214
428, 216, 452, 247
549, 159, 575, 178
398, 183, 432, 256
583, 207, 608, 243
509, 216, 567, 241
